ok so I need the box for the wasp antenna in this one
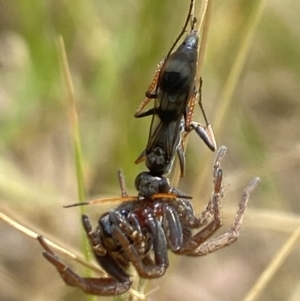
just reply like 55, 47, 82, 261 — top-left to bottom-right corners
166, 0, 196, 58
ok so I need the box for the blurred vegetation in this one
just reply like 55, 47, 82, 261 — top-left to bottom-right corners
1, 0, 300, 301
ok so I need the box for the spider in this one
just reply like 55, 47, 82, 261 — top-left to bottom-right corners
38, 146, 259, 296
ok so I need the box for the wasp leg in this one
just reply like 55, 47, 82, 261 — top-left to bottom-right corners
189, 122, 217, 151
134, 149, 146, 165
165, 0, 196, 57
134, 60, 165, 118
184, 78, 217, 151
134, 107, 156, 118
177, 139, 186, 177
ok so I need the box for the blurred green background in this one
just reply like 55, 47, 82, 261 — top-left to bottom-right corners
1, 0, 300, 300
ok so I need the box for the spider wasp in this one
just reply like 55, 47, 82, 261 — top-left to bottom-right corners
135, 0, 216, 178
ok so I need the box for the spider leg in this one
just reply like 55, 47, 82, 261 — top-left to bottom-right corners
175, 166, 224, 254
177, 172, 259, 256
186, 177, 260, 256
183, 146, 227, 231
111, 211, 145, 246
163, 205, 183, 251
37, 236, 132, 296
174, 146, 258, 255
110, 211, 168, 279
145, 216, 169, 268
82, 214, 106, 256
117, 169, 129, 198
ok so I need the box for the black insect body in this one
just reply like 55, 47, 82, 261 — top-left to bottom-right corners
134, 0, 199, 124
135, 30, 203, 178
135, 12, 216, 178
38, 147, 259, 296
135, 118, 185, 178
134, 166, 191, 199
136, 30, 199, 123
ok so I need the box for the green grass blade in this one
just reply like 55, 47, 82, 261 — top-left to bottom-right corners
58, 36, 96, 301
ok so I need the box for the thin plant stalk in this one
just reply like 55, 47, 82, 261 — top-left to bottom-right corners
0, 211, 104, 274
162, 1, 212, 298
58, 36, 95, 301
197, 0, 212, 78
171, 0, 211, 188
191, 0, 267, 198
58, 34, 147, 301
242, 223, 300, 301
58, 36, 89, 257
58, 36, 143, 301
0, 211, 143, 299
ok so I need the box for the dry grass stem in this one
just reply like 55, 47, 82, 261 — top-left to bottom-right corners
243, 224, 300, 301
0, 211, 104, 274
171, 0, 211, 187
